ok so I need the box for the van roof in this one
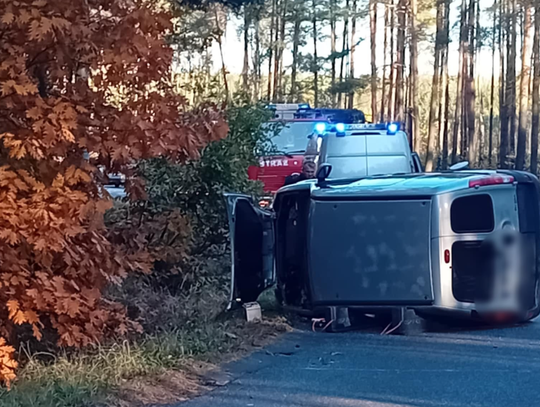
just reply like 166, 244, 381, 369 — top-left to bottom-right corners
310, 170, 515, 199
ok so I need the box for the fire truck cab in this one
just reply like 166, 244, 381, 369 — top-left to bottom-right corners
251, 105, 368, 196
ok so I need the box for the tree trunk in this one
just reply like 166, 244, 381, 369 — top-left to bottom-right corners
291, 9, 301, 102
242, 5, 250, 92
217, 37, 229, 102
451, 0, 468, 164
267, 0, 276, 100
395, 0, 406, 123
475, 0, 483, 163
531, 1, 540, 174
254, 7, 261, 100
441, 56, 451, 170
276, 0, 288, 101
213, 6, 229, 102
330, 0, 337, 107
338, 0, 350, 108
387, 0, 396, 120
516, 3, 533, 170
312, 0, 319, 106
506, 0, 517, 159
499, 0, 508, 167
370, 0, 378, 119
488, 0, 497, 167
441, 0, 451, 169
272, 0, 281, 101
380, 2, 389, 121
410, 0, 419, 152
349, 0, 358, 108
479, 87, 486, 164
425, 0, 444, 171
465, 0, 477, 166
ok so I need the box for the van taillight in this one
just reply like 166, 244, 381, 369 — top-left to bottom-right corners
468, 175, 514, 188
444, 249, 450, 264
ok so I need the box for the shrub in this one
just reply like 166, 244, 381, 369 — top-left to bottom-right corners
0, 0, 228, 386
106, 99, 274, 294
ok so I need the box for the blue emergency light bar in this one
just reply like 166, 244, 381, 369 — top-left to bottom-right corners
298, 103, 310, 109
314, 122, 326, 133
387, 123, 399, 134
333, 122, 400, 135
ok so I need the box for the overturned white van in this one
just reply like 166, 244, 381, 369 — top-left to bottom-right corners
225, 168, 540, 325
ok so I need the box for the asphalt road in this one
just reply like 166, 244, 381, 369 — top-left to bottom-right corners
181, 319, 540, 407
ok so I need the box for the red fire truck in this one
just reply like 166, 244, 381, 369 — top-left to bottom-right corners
249, 105, 365, 197
248, 119, 320, 194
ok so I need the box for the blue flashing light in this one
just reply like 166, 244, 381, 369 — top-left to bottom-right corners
387, 122, 399, 134
315, 122, 326, 133
335, 123, 346, 133
266, 104, 277, 110
298, 103, 310, 109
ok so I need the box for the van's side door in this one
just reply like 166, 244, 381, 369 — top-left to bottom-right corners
224, 193, 276, 309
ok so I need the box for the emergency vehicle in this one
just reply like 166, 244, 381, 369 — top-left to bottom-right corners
250, 105, 366, 198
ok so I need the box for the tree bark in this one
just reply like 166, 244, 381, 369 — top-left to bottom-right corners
425, 0, 444, 171
338, 0, 350, 108
488, 0, 497, 167
267, 0, 276, 100
217, 40, 228, 102
272, 0, 281, 101
213, 6, 229, 102
451, 0, 468, 164
441, 0, 451, 169
242, 5, 250, 92
349, 0, 358, 108
278, 0, 288, 101
499, 0, 508, 167
465, 0, 477, 166
254, 6, 261, 100
380, 2, 389, 121
370, 0, 378, 119
387, 0, 396, 120
330, 0, 337, 107
312, 0, 319, 106
531, 1, 540, 175
291, 6, 301, 102
276, 0, 288, 101
516, 2, 533, 170
395, 0, 406, 123
506, 0, 517, 159
410, 0, 419, 153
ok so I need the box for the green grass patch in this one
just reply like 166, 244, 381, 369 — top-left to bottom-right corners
0, 283, 290, 407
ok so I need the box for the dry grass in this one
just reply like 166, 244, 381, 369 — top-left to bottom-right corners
0, 275, 290, 407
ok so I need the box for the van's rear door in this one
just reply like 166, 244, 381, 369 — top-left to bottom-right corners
224, 193, 276, 308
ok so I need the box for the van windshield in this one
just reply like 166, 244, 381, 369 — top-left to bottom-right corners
263, 121, 317, 155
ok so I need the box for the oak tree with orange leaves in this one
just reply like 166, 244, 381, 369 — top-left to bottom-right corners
0, 0, 228, 387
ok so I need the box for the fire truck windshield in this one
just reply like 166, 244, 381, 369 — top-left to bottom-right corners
263, 121, 316, 156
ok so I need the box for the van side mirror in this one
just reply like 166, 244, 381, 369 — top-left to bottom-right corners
316, 163, 332, 185
449, 161, 469, 171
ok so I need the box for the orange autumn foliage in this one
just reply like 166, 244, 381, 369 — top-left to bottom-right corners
0, 0, 228, 387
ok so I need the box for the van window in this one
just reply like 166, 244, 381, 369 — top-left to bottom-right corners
451, 194, 494, 233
